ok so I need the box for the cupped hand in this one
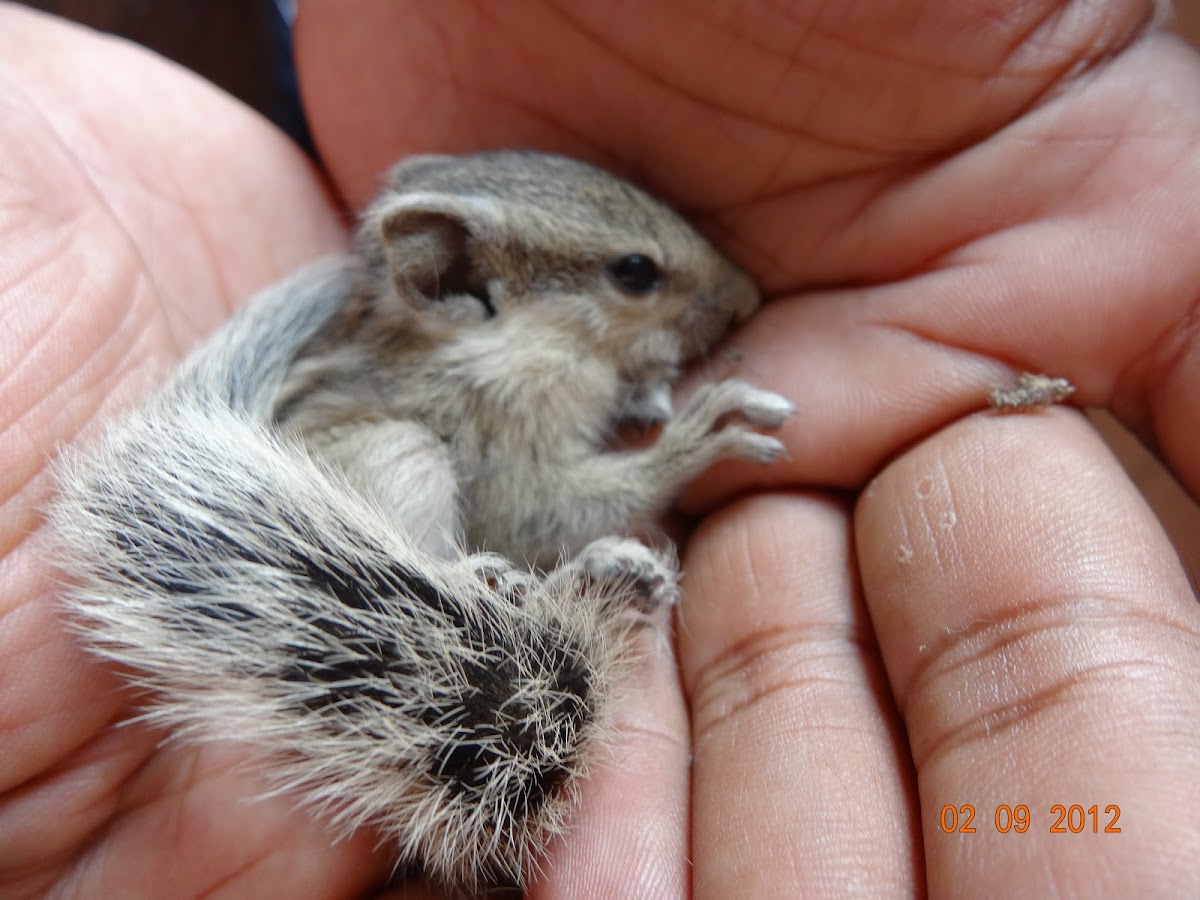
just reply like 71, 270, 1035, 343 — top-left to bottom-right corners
297, 2, 1200, 895
3, 1, 1199, 897
0, 6, 383, 898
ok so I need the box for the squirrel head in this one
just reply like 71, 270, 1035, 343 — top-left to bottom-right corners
354, 152, 759, 419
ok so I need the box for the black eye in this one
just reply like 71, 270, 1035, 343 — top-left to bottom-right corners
607, 254, 662, 295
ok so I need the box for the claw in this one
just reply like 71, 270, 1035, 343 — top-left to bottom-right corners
736, 388, 795, 430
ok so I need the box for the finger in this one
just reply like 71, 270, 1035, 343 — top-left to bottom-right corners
680, 27, 1200, 507
294, 1, 1154, 274
679, 494, 921, 896
529, 627, 690, 899
856, 408, 1200, 895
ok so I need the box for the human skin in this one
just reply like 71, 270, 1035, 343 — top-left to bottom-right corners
2, 0, 1199, 897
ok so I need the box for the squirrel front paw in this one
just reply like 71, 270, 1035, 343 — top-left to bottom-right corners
470, 553, 536, 604
662, 378, 794, 467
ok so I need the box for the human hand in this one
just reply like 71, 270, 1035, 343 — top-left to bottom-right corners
295, 1, 1200, 894
4, 1, 1199, 897
0, 6, 395, 897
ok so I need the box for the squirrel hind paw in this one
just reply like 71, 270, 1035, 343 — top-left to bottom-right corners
568, 536, 681, 614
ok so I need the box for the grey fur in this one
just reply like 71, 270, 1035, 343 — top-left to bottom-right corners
49, 151, 792, 891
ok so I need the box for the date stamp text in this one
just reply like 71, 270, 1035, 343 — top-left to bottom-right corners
939, 804, 1122, 834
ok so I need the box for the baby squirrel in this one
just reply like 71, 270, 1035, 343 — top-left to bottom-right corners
51, 150, 793, 891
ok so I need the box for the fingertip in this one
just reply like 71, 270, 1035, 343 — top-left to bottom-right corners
680, 493, 922, 895
529, 622, 690, 899
855, 407, 1194, 700
856, 407, 1200, 895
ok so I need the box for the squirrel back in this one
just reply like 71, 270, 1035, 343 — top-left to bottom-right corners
177, 256, 353, 418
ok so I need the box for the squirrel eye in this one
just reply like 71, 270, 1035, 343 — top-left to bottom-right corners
606, 254, 662, 295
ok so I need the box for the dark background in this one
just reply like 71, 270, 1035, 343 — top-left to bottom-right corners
16, 0, 313, 151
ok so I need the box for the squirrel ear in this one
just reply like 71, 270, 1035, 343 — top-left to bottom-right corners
376, 194, 502, 313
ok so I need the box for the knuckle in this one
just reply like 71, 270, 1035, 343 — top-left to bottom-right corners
901, 599, 1195, 770
689, 622, 864, 745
